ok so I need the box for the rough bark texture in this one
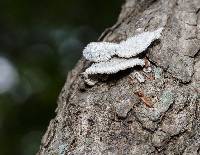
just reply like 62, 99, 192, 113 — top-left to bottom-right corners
38, 0, 200, 154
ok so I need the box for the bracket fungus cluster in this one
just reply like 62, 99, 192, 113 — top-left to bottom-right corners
83, 28, 163, 76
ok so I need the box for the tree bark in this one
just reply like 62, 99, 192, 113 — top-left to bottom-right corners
37, 0, 200, 154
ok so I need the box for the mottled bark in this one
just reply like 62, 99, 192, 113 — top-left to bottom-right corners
38, 0, 200, 154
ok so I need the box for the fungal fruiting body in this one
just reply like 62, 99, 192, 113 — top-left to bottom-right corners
117, 28, 163, 58
83, 28, 163, 75
83, 42, 118, 62
84, 58, 145, 75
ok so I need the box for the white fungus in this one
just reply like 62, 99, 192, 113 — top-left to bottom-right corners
116, 28, 163, 58
83, 28, 163, 63
84, 58, 145, 75
83, 28, 163, 76
83, 42, 118, 62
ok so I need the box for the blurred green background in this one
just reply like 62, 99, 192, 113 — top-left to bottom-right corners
0, 0, 122, 155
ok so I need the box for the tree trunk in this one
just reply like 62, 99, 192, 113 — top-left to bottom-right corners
37, 0, 200, 154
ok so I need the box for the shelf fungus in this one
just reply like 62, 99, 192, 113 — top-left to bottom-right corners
82, 27, 163, 85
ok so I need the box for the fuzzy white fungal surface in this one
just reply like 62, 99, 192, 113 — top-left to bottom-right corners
83, 28, 163, 63
83, 42, 119, 63
84, 58, 145, 74
117, 28, 163, 58
83, 28, 163, 76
